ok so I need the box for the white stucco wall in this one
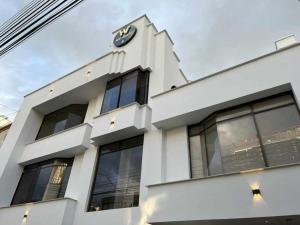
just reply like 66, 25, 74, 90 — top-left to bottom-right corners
0, 15, 299, 225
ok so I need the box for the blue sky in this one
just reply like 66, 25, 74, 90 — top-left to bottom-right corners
0, 0, 300, 121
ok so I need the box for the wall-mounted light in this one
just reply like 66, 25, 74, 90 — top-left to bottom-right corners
110, 118, 115, 129
22, 214, 28, 224
252, 188, 261, 197
250, 183, 263, 201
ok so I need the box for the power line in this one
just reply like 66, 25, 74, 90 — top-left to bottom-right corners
0, 0, 60, 44
0, 0, 86, 58
0, 0, 42, 31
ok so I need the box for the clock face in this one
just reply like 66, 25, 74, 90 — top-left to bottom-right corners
113, 25, 137, 47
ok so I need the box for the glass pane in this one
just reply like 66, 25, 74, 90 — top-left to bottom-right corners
36, 105, 87, 139
12, 159, 73, 205
89, 137, 143, 211
255, 105, 300, 167
12, 169, 37, 205
31, 166, 52, 202
57, 164, 72, 198
189, 135, 205, 178
66, 113, 83, 129
53, 119, 67, 134
136, 71, 149, 105
43, 165, 67, 200
205, 125, 223, 175
119, 73, 138, 107
217, 115, 265, 173
101, 78, 121, 113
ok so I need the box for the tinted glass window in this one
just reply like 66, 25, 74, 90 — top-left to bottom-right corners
12, 159, 73, 205
101, 70, 149, 114
89, 136, 143, 211
217, 116, 264, 173
31, 166, 52, 202
36, 104, 87, 140
255, 105, 300, 166
101, 78, 121, 113
119, 73, 138, 107
205, 124, 223, 175
188, 93, 300, 178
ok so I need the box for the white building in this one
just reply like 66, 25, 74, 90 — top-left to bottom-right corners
0, 15, 300, 225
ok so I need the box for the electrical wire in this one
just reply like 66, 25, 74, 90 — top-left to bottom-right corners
0, 0, 60, 44
0, 0, 45, 36
0, 0, 86, 57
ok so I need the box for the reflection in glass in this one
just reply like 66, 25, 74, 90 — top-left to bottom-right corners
255, 105, 300, 166
217, 116, 264, 173
119, 73, 138, 107
205, 125, 223, 175
188, 93, 300, 178
89, 136, 143, 211
101, 70, 149, 114
189, 135, 205, 178
36, 104, 87, 140
101, 79, 121, 113
12, 159, 73, 205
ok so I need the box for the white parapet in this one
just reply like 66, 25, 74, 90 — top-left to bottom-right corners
91, 103, 151, 145
0, 198, 76, 225
19, 123, 92, 165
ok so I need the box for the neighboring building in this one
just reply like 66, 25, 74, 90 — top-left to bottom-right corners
0, 116, 11, 149
0, 15, 300, 225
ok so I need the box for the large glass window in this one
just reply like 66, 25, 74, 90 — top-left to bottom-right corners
36, 104, 87, 140
89, 136, 143, 211
12, 158, 73, 205
189, 93, 300, 178
101, 70, 149, 114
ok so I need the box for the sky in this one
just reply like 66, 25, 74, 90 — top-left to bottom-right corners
0, 0, 299, 121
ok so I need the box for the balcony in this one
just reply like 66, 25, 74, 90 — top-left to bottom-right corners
146, 165, 300, 224
20, 123, 92, 165
0, 198, 76, 225
91, 103, 151, 145
151, 44, 300, 130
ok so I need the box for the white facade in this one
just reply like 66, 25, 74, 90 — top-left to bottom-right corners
0, 15, 300, 225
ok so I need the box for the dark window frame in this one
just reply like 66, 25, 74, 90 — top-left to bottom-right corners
88, 135, 144, 212
188, 92, 300, 178
11, 158, 73, 205
100, 69, 149, 114
36, 104, 88, 140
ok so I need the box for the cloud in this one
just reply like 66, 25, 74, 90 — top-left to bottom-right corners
0, 0, 300, 119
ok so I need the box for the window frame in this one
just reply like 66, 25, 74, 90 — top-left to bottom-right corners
188, 92, 300, 178
11, 158, 73, 206
87, 135, 144, 212
36, 104, 88, 140
100, 69, 149, 114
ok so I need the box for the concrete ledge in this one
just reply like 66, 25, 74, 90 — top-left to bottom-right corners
0, 198, 76, 225
91, 103, 151, 145
19, 123, 92, 165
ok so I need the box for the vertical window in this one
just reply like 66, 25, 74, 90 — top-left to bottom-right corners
36, 104, 87, 140
119, 72, 138, 107
254, 105, 300, 166
217, 116, 265, 173
11, 159, 73, 205
89, 136, 143, 211
101, 78, 121, 113
101, 69, 149, 114
188, 93, 300, 178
